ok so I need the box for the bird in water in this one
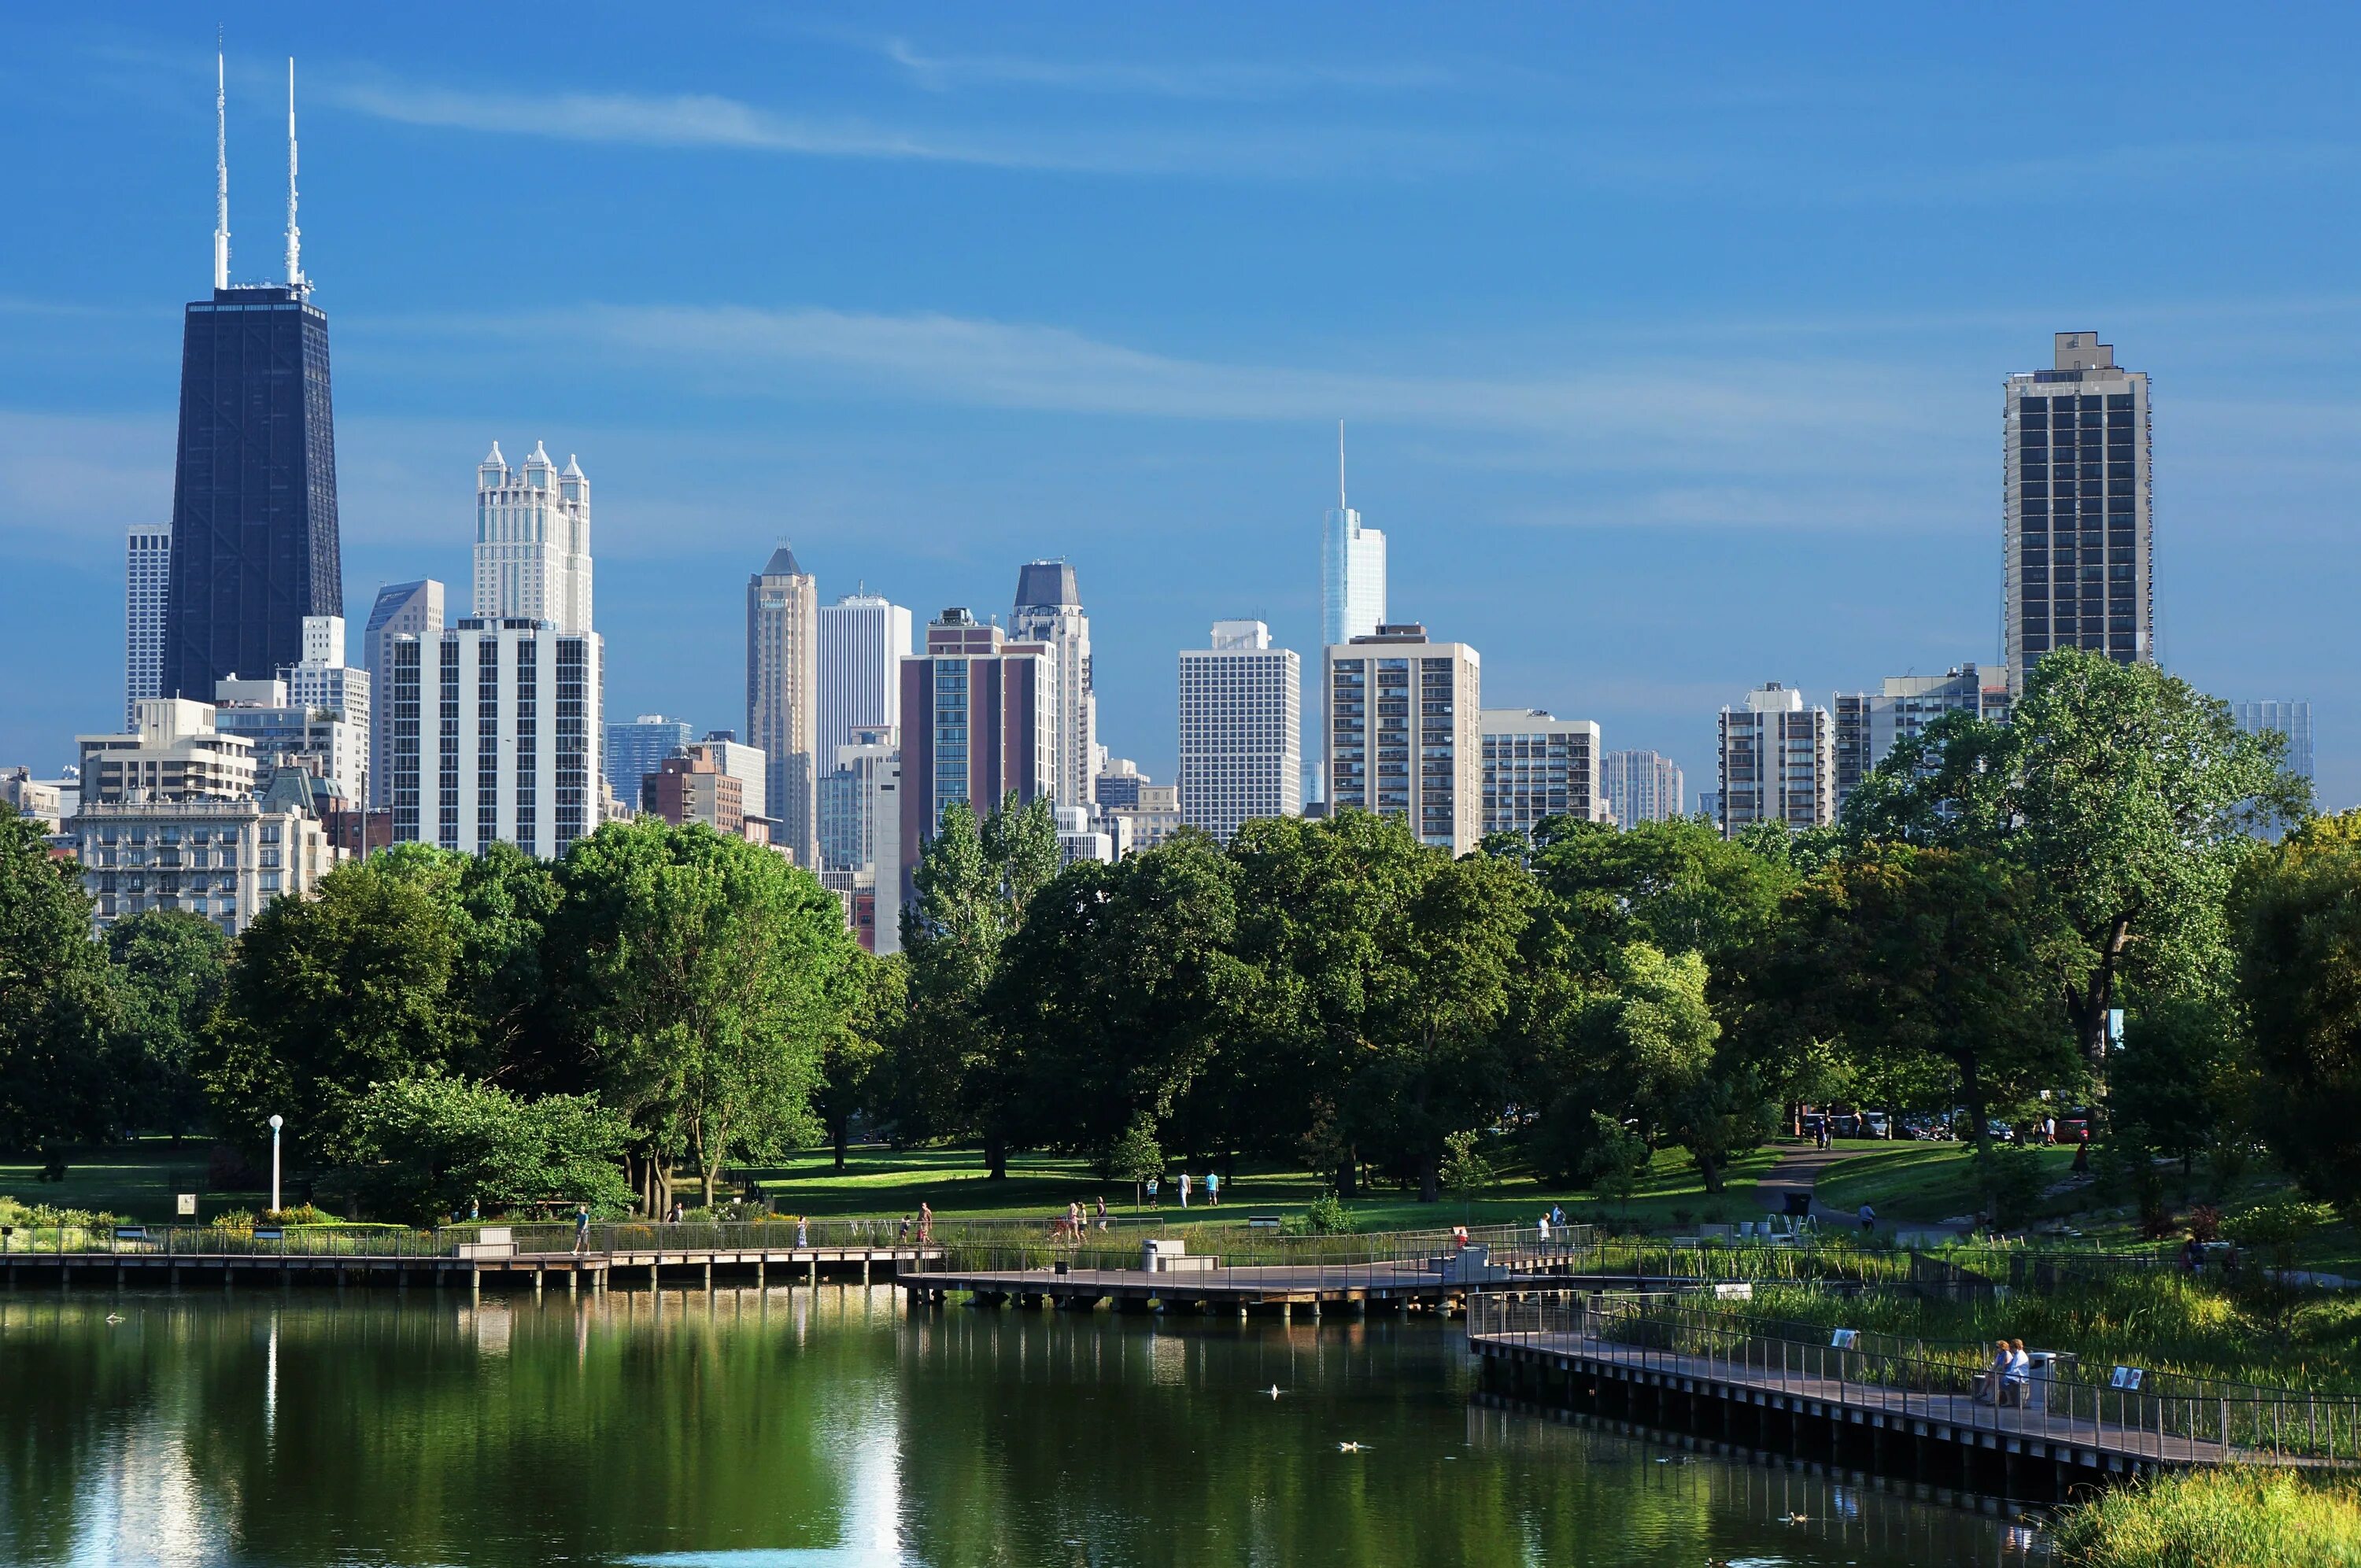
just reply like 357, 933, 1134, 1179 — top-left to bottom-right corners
1264, 1385, 1282, 1398
104, 1313, 124, 1324
1336, 1441, 1367, 1452
1783, 1512, 1811, 1525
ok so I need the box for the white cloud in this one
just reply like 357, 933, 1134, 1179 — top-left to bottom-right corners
873, 35, 1454, 100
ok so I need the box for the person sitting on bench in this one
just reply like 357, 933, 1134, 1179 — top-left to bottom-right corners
1973, 1341, 2011, 1404
2001, 1340, 2032, 1408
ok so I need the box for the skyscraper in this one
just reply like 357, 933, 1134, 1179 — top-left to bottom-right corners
1177, 619, 1302, 844
1011, 561, 1096, 810
1320, 426, 1387, 649
163, 57, 342, 704
818, 592, 912, 766
2232, 700, 2315, 783
360, 579, 443, 809
1601, 750, 1685, 828
1480, 710, 1603, 837
1324, 623, 1480, 855
125, 526, 170, 727
474, 441, 592, 632
1831, 664, 2010, 812
2004, 332, 2152, 694
604, 714, 693, 809
747, 545, 820, 868
898, 609, 1055, 906
1717, 683, 1834, 838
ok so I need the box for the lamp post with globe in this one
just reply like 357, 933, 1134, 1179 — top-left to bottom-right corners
268, 1115, 284, 1215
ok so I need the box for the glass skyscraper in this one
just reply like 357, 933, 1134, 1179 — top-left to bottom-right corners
162, 282, 342, 702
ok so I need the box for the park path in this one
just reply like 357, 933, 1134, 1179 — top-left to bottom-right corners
1755, 1142, 1968, 1245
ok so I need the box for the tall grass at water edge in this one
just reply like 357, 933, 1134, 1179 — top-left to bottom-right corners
2051, 1469, 2361, 1567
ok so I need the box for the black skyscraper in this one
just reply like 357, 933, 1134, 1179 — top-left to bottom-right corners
161, 282, 342, 700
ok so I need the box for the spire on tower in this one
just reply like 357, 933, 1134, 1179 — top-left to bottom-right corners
213, 40, 230, 290
284, 58, 307, 295
1337, 419, 1347, 512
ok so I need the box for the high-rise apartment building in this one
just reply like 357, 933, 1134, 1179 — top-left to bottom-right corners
1717, 683, 1834, 837
897, 608, 1055, 906
1480, 709, 1603, 838
818, 726, 898, 874
125, 526, 170, 727
1011, 562, 1096, 810
1320, 433, 1387, 650
2004, 332, 2152, 694
164, 65, 339, 703
1177, 619, 1302, 844
1324, 623, 1480, 855
381, 451, 603, 858
474, 442, 593, 632
2233, 700, 2315, 782
1601, 750, 1684, 828
361, 579, 443, 809
818, 592, 912, 767
604, 714, 693, 810
747, 545, 819, 868
1831, 664, 2010, 811
697, 731, 768, 828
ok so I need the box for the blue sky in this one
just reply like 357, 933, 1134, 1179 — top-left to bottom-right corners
4, 5, 2357, 806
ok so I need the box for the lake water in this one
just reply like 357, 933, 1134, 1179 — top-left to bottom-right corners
0, 1287, 2054, 1566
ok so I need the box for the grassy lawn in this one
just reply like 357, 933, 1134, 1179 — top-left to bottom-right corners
1816, 1142, 2085, 1225
747, 1142, 1783, 1233
0, 1140, 264, 1223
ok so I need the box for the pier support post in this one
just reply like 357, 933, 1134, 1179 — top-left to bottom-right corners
1280, 1303, 1292, 1325
704, 1260, 713, 1292
756, 1257, 766, 1287
534, 1268, 544, 1299
862, 1256, 870, 1286
651, 1260, 660, 1289
470, 1267, 481, 1299
810, 1256, 819, 1289
568, 1267, 578, 1298
1310, 1300, 1321, 1322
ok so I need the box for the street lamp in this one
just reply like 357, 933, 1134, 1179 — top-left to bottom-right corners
268, 1115, 284, 1214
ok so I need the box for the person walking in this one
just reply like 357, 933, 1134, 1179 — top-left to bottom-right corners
2071, 1127, 2092, 1175
1538, 1211, 1552, 1244
1096, 1195, 1108, 1231
573, 1203, 591, 1255
1146, 1176, 1160, 1208
1178, 1172, 1191, 1210
918, 1201, 933, 1245
1206, 1171, 1219, 1207
796, 1214, 810, 1248
899, 1214, 912, 1244
1857, 1202, 1876, 1234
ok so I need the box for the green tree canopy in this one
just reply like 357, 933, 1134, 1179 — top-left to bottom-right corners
0, 807, 119, 1151
336, 1073, 632, 1225
105, 909, 229, 1140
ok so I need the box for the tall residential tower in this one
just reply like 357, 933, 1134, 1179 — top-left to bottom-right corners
748, 545, 820, 867
1010, 562, 1094, 810
1177, 619, 1301, 843
125, 526, 170, 727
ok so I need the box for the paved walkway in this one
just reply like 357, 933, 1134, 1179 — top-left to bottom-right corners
1756, 1141, 1967, 1245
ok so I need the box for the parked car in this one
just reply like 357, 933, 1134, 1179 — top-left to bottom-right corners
1986, 1120, 2016, 1145
1860, 1112, 1892, 1139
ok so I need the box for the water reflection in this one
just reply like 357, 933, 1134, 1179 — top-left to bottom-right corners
0, 1289, 2052, 1566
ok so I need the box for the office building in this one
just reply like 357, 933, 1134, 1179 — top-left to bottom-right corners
865, 747, 904, 955
164, 63, 340, 704
1831, 664, 2010, 810
212, 673, 367, 810
2233, 700, 2315, 782
1056, 805, 1116, 866
1323, 623, 1481, 855
1697, 789, 1723, 831
1320, 429, 1387, 648
1095, 757, 1149, 810
1601, 750, 1684, 829
698, 731, 768, 828
125, 526, 170, 727
605, 714, 693, 811
77, 699, 257, 805
280, 614, 368, 735
361, 579, 444, 808
73, 794, 328, 939
639, 743, 764, 843
380, 451, 604, 858
1480, 709, 1604, 838
818, 592, 911, 766
2004, 332, 2153, 693
748, 544, 820, 867
818, 726, 896, 873
1717, 683, 1834, 837
897, 608, 1054, 905
1109, 784, 1182, 854
1177, 619, 1302, 844
1011, 561, 1097, 810
1, 769, 69, 832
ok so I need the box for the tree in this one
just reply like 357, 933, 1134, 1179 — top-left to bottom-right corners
546, 820, 857, 1208
0, 807, 120, 1152
205, 859, 464, 1170
1107, 1114, 1162, 1209
371, 841, 562, 1083
105, 910, 229, 1140
1439, 1128, 1496, 1218
814, 951, 903, 1172
1529, 813, 1798, 972
337, 1074, 632, 1225
2233, 812, 2361, 1217
2110, 997, 2248, 1179
1846, 649, 2308, 1073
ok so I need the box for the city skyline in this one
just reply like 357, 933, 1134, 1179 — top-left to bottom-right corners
3, 10, 2356, 807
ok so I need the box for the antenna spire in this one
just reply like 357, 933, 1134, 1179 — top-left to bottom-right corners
1337, 419, 1347, 512
284, 57, 307, 295
212, 37, 229, 290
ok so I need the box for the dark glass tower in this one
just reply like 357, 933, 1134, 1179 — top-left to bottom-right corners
161, 283, 342, 700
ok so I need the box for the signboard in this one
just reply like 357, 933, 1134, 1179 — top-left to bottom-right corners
2109, 1365, 2145, 1391
2108, 1009, 2126, 1048
1829, 1329, 1861, 1350
176, 1194, 198, 1217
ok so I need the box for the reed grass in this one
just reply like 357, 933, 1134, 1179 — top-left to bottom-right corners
2051, 1469, 2361, 1567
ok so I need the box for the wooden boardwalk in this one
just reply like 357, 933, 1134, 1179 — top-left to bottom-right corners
1, 1244, 942, 1293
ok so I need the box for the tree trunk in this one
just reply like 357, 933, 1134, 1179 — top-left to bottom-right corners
985, 1135, 1007, 1181
1696, 1151, 1724, 1194
1418, 1153, 1439, 1205
831, 1110, 850, 1172
1336, 1157, 1359, 1201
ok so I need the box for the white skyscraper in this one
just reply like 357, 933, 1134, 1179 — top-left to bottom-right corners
1601, 750, 1685, 828
474, 441, 593, 633
748, 544, 820, 868
818, 592, 912, 765
125, 526, 170, 728
360, 580, 445, 809
1320, 426, 1387, 649
1011, 561, 1096, 810
1178, 619, 1302, 844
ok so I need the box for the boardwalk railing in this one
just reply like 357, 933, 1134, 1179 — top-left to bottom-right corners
1469, 1289, 2361, 1465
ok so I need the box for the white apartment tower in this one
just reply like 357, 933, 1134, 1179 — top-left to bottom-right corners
1011, 561, 1096, 810
1324, 624, 1480, 855
748, 544, 820, 868
1177, 619, 1302, 844
1480, 709, 1604, 837
125, 526, 170, 728
475, 441, 593, 633
1320, 428, 1387, 649
1717, 683, 1834, 838
2004, 332, 2152, 694
1601, 749, 1685, 828
818, 592, 912, 765
361, 580, 444, 809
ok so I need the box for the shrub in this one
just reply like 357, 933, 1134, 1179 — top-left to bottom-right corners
1975, 1142, 2050, 1229
2185, 1204, 2223, 1245
262, 1205, 337, 1227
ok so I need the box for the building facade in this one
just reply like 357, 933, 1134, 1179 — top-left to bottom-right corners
2233, 700, 2315, 782
817, 592, 911, 769
1177, 619, 1301, 844
213, 673, 368, 810
604, 714, 693, 811
78, 699, 257, 805
73, 795, 328, 938
1601, 749, 1684, 828
818, 726, 896, 873
1321, 449, 1387, 649
639, 744, 756, 841
1323, 624, 1481, 855
747, 545, 819, 867
1011, 562, 1097, 810
1717, 683, 1834, 837
163, 283, 342, 703
2004, 332, 2153, 694
474, 442, 592, 633
126, 526, 171, 727
1480, 709, 1603, 838
361, 579, 444, 809
896, 608, 1054, 908
1831, 664, 2010, 811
